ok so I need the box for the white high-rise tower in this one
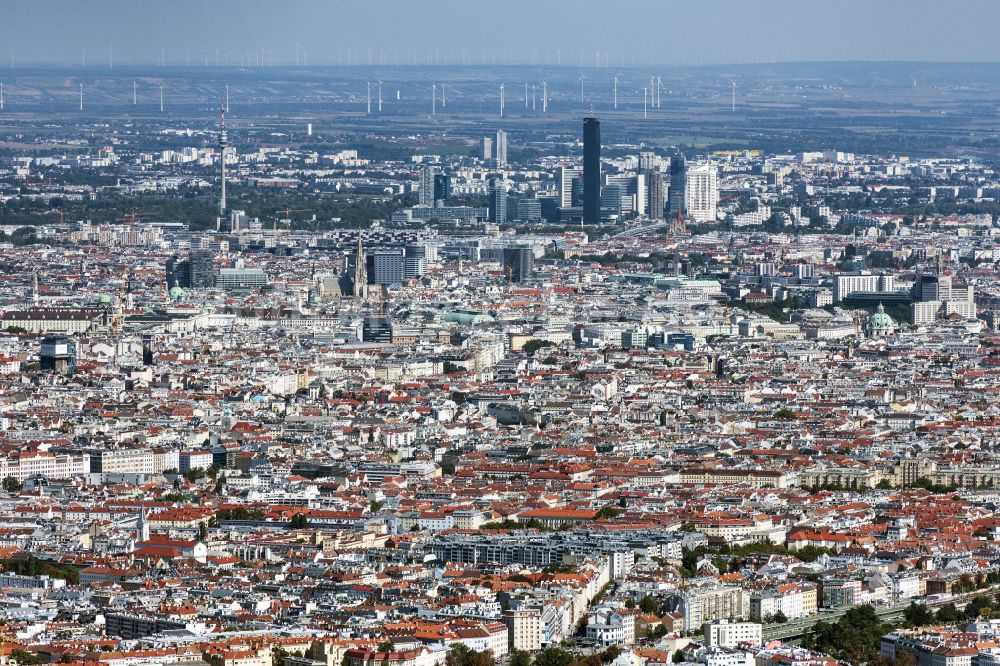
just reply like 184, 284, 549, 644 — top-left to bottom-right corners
684, 162, 719, 223
218, 104, 228, 222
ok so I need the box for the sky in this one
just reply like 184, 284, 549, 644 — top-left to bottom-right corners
4, 0, 1000, 68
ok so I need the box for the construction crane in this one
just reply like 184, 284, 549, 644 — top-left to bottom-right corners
271, 207, 314, 241
118, 210, 156, 227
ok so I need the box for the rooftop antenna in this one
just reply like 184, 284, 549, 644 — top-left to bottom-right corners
499, 82, 504, 118
731, 80, 736, 112
432, 83, 436, 115
225, 84, 229, 112
79, 83, 83, 111
367, 81, 371, 114
377, 80, 382, 112
132, 81, 136, 105
613, 76, 618, 110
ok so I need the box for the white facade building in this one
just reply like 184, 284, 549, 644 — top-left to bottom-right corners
684, 162, 719, 222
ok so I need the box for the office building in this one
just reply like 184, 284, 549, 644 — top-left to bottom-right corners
403, 245, 428, 279
418, 166, 435, 206
189, 251, 215, 288
646, 171, 664, 220
433, 173, 451, 203
606, 174, 647, 216
833, 273, 895, 303
362, 314, 392, 343
638, 151, 658, 172
601, 184, 623, 216
366, 249, 406, 286
668, 153, 686, 213
583, 117, 601, 225
503, 247, 533, 283
490, 177, 507, 224
166, 251, 215, 289
559, 166, 583, 208
703, 620, 762, 648
39, 336, 76, 376
215, 268, 268, 291
495, 130, 508, 166
684, 162, 719, 223
517, 197, 542, 222
481, 137, 493, 162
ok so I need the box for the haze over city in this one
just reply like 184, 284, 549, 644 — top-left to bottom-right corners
6, 1, 1000, 66
2, 4, 1000, 666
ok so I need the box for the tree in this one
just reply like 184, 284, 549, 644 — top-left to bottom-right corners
597, 506, 623, 519
198, 521, 209, 542
964, 595, 993, 620
271, 648, 289, 666
533, 648, 573, 666
10, 227, 37, 247
903, 602, 934, 626
672, 650, 685, 664
522, 339, 556, 356
770, 610, 788, 624
289, 513, 310, 529
2, 477, 20, 493
11, 650, 45, 665
804, 605, 889, 663
935, 603, 962, 624
638, 595, 659, 614
510, 651, 531, 666
377, 642, 395, 654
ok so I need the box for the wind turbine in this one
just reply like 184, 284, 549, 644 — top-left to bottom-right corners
542, 80, 547, 113
133, 81, 136, 105
731, 80, 736, 112
656, 76, 662, 107
79, 83, 83, 111
367, 81, 371, 114
613, 76, 618, 110
432, 83, 436, 115
525, 82, 528, 109
441, 84, 446, 108
643, 86, 648, 119
1, 82, 5, 111
225, 85, 229, 113
377, 81, 382, 112
499, 83, 505, 118
578, 74, 586, 103
160, 84, 163, 112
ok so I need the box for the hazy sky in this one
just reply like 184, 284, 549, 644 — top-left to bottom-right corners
4, 0, 1000, 67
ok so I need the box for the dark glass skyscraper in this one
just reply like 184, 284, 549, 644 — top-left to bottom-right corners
668, 153, 687, 214
583, 117, 601, 225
